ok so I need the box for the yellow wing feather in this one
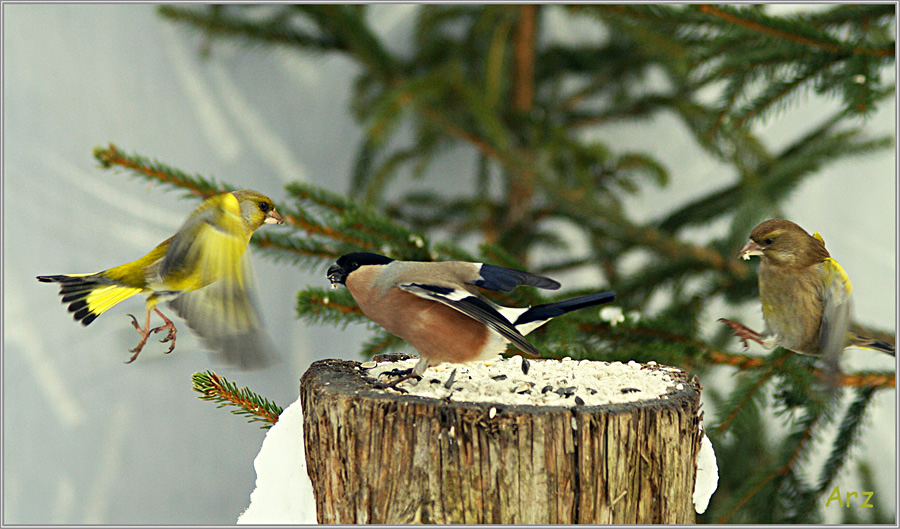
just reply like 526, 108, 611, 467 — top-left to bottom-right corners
822, 257, 852, 297
155, 192, 248, 293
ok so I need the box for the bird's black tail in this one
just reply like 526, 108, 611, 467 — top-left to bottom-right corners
848, 332, 896, 356
515, 291, 616, 327
37, 274, 141, 326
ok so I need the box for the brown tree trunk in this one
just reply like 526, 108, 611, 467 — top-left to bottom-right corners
301, 357, 703, 524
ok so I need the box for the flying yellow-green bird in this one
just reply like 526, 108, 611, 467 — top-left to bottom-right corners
38, 189, 284, 368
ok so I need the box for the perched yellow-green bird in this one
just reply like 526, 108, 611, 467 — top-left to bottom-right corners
719, 218, 895, 363
37, 189, 284, 368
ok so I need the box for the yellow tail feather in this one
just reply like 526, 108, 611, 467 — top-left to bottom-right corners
86, 285, 143, 316
37, 274, 143, 326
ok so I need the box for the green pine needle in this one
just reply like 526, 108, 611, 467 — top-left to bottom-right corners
93, 143, 224, 199
816, 386, 877, 494
191, 371, 284, 429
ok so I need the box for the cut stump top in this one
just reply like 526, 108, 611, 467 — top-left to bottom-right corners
303, 353, 701, 416
300, 354, 704, 524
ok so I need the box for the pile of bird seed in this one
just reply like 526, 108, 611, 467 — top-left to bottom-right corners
362, 355, 685, 407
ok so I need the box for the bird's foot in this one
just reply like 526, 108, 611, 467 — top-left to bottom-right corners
126, 314, 150, 364
375, 368, 420, 392
718, 318, 766, 350
151, 321, 177, 354
125, 311, 178, 362
151, 308, 177, 354
373, 381, 409, 394
127, 314, 142, 333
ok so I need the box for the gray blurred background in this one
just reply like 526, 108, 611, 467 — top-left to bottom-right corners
3, 4, 895, 524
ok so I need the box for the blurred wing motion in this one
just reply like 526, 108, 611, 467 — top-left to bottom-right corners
816, 232, 896, 357
818, 256, 852, 376
167, 257, 277, 369
161, 193, 277, 368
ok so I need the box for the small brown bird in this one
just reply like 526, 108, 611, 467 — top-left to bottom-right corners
719, 219, 894, 363
326, 252, 616, 382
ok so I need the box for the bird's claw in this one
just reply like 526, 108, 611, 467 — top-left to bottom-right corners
718, 318, 764, 350
374, 368, 421, 393
151, 322, 177, 354
127, 314, 142, 332
126, 338, 148, 364
125, 314, 150, 363
373, 381, 409, 394
124, 313, 177, 361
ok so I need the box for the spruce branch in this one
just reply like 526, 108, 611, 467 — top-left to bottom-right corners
416, 104, 529, 176
716, 350, 789, 434
285, 181, 433, 260
839, 372, 895, 389
295, 5, 400, 82
359, 331, 407, 359
158, 5, 343, 52
731, 61, 830, 129
716, 389, 834, 524
191, 370, 283, 429
250, 230, 339, 268
93, 143, 222, 198
716, 465, 779, 524
284, 209, 371, 250
587, 318, 895, 390
816, 386, 877, 494
541, 184, 752, 282
286, 180, 359, 215
296, 286, 366, 326
779, 388, 841, 473
430, 241, 479, 262
697, 5, 894, 58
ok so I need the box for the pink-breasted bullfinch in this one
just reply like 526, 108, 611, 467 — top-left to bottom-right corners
327, 252, 616, 381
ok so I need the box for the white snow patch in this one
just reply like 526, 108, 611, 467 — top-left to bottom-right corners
693, 424, 719, 514
237, 398, 317, 524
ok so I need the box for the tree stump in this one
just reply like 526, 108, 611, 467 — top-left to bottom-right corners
300, 354, 704, 524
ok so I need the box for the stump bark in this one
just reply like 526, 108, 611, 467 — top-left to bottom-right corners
300, 356, 704, 524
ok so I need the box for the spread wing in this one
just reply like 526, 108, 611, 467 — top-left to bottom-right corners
161, 193, 277, 368
159, 193, 247, 290
167, 254, 277, 369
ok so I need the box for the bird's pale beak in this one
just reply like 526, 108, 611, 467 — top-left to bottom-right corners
739, 240, 764, 260
265, 209, 284, 225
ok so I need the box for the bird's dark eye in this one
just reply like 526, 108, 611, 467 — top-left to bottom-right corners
259, 202, 271, 213
763, 238, 773, 245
